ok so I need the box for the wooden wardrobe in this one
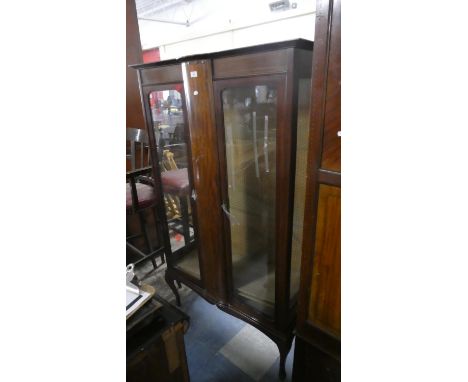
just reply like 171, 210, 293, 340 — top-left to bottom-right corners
292, 0, 341, 381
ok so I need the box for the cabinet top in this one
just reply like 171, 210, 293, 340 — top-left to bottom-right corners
130, 38, 313, 70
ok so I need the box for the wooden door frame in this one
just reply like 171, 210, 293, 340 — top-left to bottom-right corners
138, 79, 206, 290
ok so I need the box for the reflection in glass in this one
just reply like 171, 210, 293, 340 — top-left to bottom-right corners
222, 85, 277, 316
290, 79, 312, 302
149, 89, 201, 280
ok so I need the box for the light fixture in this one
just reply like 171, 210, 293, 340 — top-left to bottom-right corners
269, 0, 296, 12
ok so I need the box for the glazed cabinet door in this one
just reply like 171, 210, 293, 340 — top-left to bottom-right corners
214, 76, 286, 319
141, 84, 203, 285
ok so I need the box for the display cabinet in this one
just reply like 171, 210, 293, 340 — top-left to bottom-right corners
132, 39, 313, 379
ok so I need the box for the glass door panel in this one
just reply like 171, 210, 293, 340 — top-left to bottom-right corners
221, 85, 277, 316
149, 88, 201, 280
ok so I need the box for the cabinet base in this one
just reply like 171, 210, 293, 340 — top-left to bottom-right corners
165, 270, 295, 379
215, 302, 294, 380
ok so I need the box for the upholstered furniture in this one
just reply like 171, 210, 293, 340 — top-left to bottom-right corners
126, 128, 166, 268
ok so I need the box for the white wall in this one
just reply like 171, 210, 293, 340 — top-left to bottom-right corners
138, 0, 315, 59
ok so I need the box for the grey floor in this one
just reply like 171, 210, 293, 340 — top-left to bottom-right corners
135, 260, 295, 382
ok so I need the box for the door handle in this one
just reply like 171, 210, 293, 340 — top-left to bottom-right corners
252, 111, 260, 178
221, 203, 240, 226
264, 115, 270, 173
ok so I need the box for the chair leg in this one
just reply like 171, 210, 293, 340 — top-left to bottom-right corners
165, 272, 181, 306
151, 207, 167, 266
179, 196, 191, 247
137, 210, 158, 270
138, 211, 152, 251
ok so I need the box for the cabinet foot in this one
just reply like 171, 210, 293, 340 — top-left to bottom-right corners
276, 335, 294, 380
279, 348, 287, 380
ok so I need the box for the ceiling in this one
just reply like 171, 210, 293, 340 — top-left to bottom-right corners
134, 0, 315, 51
135, 0, 202, 26
136, 0, 188, 16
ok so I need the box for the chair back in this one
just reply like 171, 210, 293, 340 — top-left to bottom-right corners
127, 128, 151, 171
171, 123, 185, 144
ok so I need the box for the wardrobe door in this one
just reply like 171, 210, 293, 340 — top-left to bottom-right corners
215, 76, 286, 318
294, 1, 341, 380
142, 84, 203, 284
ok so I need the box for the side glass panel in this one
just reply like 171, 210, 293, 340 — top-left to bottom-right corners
290, 78, 312, 303
149, 89, 201, 280
221, 85, 277, 317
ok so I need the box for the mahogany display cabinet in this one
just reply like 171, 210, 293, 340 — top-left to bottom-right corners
132, 39, 313, 379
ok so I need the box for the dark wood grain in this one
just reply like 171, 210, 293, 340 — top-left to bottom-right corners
131, 39, 313, 71
140, 65, 183, 86
308, 185, 341, 336
126, 0, 145, 129
296, 0, 341, 341
298, 0, 338, 297
293, 0, 341, 377
181, 60, 226, 301
320, 0, 341, 171
292, 335, 340, 382
317, 169, 341, 187
213, 49, 288, 79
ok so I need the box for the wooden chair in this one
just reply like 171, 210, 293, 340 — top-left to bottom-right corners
126, 128, 166, 269
127, 128, 152, 171
168, 123, 185, 144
